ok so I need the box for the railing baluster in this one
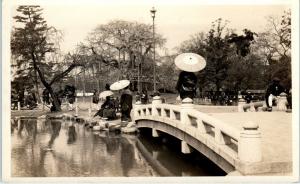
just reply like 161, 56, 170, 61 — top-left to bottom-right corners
146, 107, 150, 116
215, 128, 226, 145
134, 101, 142, 119
161, 108, 166, 117
170, 109, 176, 120
197, 118, 206, 134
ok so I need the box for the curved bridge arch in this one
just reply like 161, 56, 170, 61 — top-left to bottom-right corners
134, 101, 263, 175
136, 119, 235, 173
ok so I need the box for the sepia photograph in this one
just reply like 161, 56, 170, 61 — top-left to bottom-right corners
1, 0, 299, 183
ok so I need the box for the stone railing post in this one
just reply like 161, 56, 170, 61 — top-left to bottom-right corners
152, 96, 162, 116
238, 121, 262, 162
238, 97, 246, 112
180, 98, 194, 126
134, 101, 142, 116
134, 101, 142, 121
278, 92, 288, 111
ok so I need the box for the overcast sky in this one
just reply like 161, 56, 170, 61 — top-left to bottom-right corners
11, 3, 290, 54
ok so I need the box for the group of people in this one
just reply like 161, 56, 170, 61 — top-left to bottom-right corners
243, 78, 292, 111
42, 85, 76, 112
264, 78, 291, 111
11, 54, 291, 115
175, 70, 291, 112
135, 90, 149, 104
93, 84, 133, 122
11, 88, 38, 110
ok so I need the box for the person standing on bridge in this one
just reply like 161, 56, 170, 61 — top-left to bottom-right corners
176, 71, 198, 100
265, 78, 285, 112
174, 53, 206, 101
244, 91, 253, 104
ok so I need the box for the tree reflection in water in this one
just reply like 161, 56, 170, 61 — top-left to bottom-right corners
36, 120, 62, 176
25, 119, 38, 143
12, 118, 224, 177
17, 119, 25, 138
11, 118, 18, 134
120, 138, 135, 176
67, 124, 77, 144
101, 131, 120, 155
48, 120, 61, 148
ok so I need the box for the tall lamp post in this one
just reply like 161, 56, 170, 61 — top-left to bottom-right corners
150, 7, 157, 93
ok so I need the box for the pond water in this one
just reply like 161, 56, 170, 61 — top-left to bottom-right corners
11, 118, 226, 177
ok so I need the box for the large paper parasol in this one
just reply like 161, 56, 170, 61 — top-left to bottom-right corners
174, 53, 206, 72
110, 80, 130, 91
99, 90, 114, 99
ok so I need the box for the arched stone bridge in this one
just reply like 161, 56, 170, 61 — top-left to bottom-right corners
134, 97, 263, 176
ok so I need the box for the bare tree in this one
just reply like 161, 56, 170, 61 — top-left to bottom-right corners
84, 20, 166, 89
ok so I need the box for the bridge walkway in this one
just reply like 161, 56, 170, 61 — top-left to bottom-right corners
209, 111, 292, 175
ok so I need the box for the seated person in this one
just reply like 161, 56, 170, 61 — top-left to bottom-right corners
94, 96, 116, 120
265, 78, 285, 111
112, 97, 120, 112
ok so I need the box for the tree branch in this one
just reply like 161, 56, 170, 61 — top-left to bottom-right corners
49, 63, 83, 86
31, 51, 49, 87
90, 47, 118, 68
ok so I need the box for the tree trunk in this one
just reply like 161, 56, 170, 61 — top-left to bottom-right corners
31, 52, 61, 111
46, 83, 62, 111
34, 70, 42, 103
31, 52, 81, 112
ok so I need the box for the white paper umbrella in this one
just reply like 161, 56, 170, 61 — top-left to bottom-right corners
174, 53, 206, 72
110, 80, 130, 91
99, 90, 114, 99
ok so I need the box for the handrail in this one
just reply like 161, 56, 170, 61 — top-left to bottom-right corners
135, 103, 239, 141
134, 97, 262, 164
187, 109, 240, 140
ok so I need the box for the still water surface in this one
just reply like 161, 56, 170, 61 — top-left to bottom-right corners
11, 118, 226, 177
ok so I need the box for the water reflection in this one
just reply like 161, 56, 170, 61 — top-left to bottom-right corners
98, 132, 120, 155
48, 120, 61, 148
11, 118, 225, 177
11, 118, 157, 177
137, 129, 226, 176
120, 138, 135, 176
67, 124, 77, 144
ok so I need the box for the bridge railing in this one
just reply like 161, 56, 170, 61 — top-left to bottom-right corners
134, 96, 262, 165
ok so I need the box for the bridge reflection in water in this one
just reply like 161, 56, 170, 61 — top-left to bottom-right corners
137, 128, 226, 176
11, 118, 226, 177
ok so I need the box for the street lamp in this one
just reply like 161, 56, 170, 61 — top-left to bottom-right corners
150, 7, 157, 92
117, 29, 124, 80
